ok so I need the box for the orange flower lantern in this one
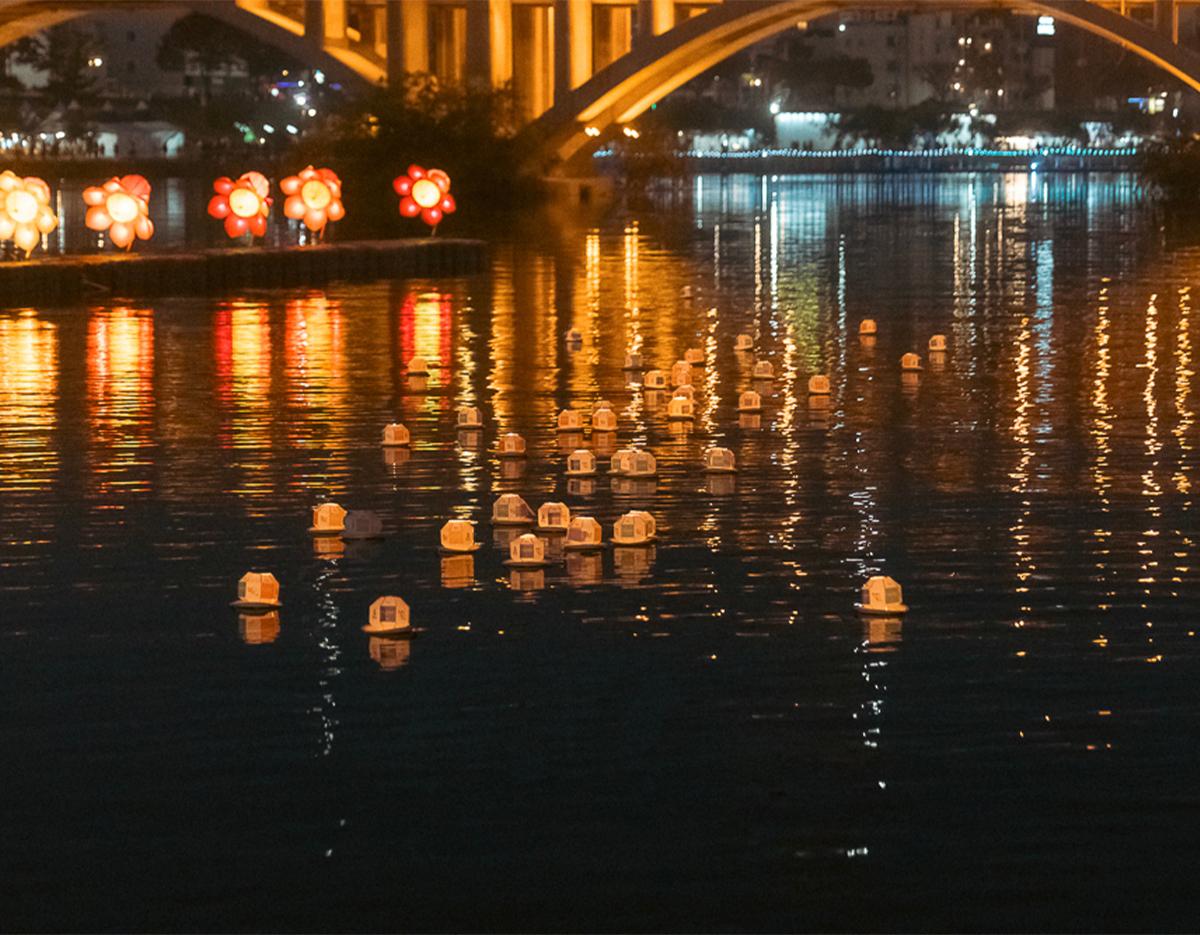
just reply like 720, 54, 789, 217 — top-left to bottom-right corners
280, 165, 343, 235
393, 165, 455, 230
207, 171, 272, 240
0, 170, 58, 256
83, 175, 154, 250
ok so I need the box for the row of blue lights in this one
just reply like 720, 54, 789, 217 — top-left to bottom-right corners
595, 146, 1137, 159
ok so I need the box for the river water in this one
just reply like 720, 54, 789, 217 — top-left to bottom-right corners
3, 172, 1200, 932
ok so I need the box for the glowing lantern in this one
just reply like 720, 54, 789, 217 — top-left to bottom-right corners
82, 175, 153, 250
207, 171, 272, 240
393, 164, 456, 230
281, 165, 344, 234
0, 171, 57, 256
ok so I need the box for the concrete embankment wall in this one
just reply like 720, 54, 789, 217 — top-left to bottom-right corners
0, 238, 488, 309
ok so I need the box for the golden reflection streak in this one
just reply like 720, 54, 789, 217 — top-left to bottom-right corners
1174, 286, 1193, 496
1137, 295, 1161, 622
214, 300, 273, 502
87, 306, 154, 499
1009, 313, 1033, 627
1090, 281, 1114, 612
0, 313, 58, 494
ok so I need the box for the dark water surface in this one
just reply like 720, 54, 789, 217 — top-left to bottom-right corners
3, 173, 1200, 932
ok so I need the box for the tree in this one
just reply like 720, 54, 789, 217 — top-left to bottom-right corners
15, 24, 102, 106
157, 13, 291, 104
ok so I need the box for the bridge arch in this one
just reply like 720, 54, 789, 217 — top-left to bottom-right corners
0, 0, 374, 91
528, 0, 1200, 171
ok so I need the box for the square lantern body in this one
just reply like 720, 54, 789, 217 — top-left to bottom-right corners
538, 502, 570, 530
558, 409, 583, 432
565, 516, 603, 549
441, 519, 479, 551
382, 423, 410, 446
735, 334, 754, 351
368, 595, 411, 631
705, 447, 736, 473
498, 433, 527, 456
592, 408, 617, 432
667, 396, 694, 420
623, 351, 643, 370
644, 370, 667, 390
458, 407, 483, 429
629, 450, 656, 477
670, 361, 692, 387
738, 390, 762, 412
859, 319, 877, 336
567, 449, 596, 476
808, 375, 831, 395
310, 502, 347, 533
237, 571, 281, 607
753, 361, 774, 380
493, 494, 534, 524
343, 510, 384, 539
684, 347, 705, 365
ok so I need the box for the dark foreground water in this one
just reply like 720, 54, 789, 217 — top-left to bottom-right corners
3, 173, 1200, 932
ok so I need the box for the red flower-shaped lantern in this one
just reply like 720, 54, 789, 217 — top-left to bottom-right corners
393, 165, 455, 230
0, 170, 58, 256
280, 165, 344, 234
83, 175, 154, 250
207, 172, 272, 240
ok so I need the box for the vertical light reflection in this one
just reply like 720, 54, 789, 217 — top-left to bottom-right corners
284, 293, 350, 492
1010, 313, 1034, 628
87, 306, 155, 498
1090, 281, 1114, 611
1174, 287, 1193, 496
0, 313, 59, 494
214, 301, 273, 501
1137, 294, 1162, 628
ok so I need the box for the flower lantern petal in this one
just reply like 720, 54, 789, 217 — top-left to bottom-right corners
441, 194, 456, 213
86, 206, 112, 231
208, 194, 231, 219
421, 206, 443, 227
327, 200, 345, 222
428, 169, 451, 193
83, 186, 106, 207
407, 164, 426, 180
393, 176, 412, 196
399, 197, 420, 218
284, 195, 306, 220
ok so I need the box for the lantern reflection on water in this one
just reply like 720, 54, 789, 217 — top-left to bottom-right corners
0, 171, 57, 256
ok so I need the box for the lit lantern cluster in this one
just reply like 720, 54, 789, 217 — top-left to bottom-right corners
0, 170, 58, 256
207, 171, 272, 240
83, 175, 154, 250
280, 165, 344, 234
393, 164, 455, 229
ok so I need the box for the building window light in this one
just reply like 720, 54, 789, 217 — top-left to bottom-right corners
1037, 15, 1055, 36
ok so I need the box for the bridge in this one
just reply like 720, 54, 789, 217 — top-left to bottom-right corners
4, 0, 1200, 170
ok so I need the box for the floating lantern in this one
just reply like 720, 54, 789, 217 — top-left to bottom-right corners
0, 171, 57, 256
900, 352, 923, 372
928, 334, 947, 352
670, 360, 692, 388
505, 533, 550, 567
342, 510, 385, 540
537, 501, 570, 532
644, 369, 667, 390
627, 448, 657, 477
564, 516, 604, 550
808, 374, 831, 395
440, 519, 482, 553
207, 171, 271, 240
735, 333, 754, 352
381, 423, 410, 447
232, 571, 281, 609
238, 611, 280, 645
497, 432, 527, 458
592, 407, 618, 433
492, 493, 535, 525
281, 165, 344, 234
674, 384, 695, 402
406, 356, 429, 376
737, 390, 763, 413
859, 319, 877, 336
369, 636, 412, 669
457, 406, 484, 430
856, 576, 908, 615
557, 408, 584, 432
364, 595, 420, 635
703, 447, 737, 473
623, 350, 643, 370
684, 347, 705, 366
394, 164, 455, 230
83, 174, 153, 250
667, 395, 695, 421
441, 554, 475, 588
752, 360, 775, 381
613, 510, 656, 546
609, 448, 635, 476
309, 502, 347, 536
566, 449, 597, 476
565, 328, 583, 344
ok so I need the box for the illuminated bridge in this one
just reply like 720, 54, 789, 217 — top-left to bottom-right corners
4, 0, 1200, 169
